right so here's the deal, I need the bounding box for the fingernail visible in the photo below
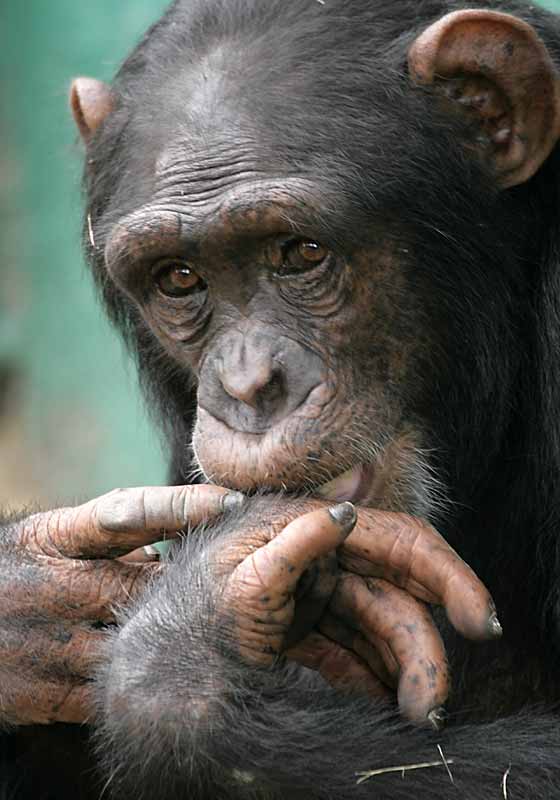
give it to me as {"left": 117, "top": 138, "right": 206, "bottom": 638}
{"left": 222, "top": 492, "right": 246, "bottom": 512}
{"left": 143, "top": 545, "right": 161, "bottom": 561}
{"left": 488, "top": 612, "right": 503, "bottom": 638}
{"left": 427, "top": 707, "right": 447, "bottom": 731}
{"left": 328, "top": 502, "right": 357, "bottom": 528}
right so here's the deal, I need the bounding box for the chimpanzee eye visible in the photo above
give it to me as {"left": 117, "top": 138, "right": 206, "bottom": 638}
{"left": 278, "top": 239, "right": 330, "bottom": 276}
{"left": 153, "top": 260, "right": 207, "bottom": 298}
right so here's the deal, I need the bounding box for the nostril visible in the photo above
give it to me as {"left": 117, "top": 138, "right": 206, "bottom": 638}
{"left": 250, "top": 368, "right": 284, "bottom": 413}
{"left": 261, "top": 369, "right": 283, "bottom": 398}
{"left": 219, "top": 361, "right": 281, "bottom": 408}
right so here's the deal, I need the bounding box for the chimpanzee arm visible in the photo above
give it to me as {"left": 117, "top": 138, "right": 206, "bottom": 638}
{"left": 0, "top": 485, "right": 239, "bottom": 728}
{"left": 0, "top": 486, "right": 243, "bottom": 800}
{"left": 96, "top": 500, "right": 560, "bottom": 800}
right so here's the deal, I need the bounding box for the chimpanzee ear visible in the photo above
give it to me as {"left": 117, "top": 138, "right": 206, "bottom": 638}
{"left": 408, "top": 9, "right": 560, "bottom": 187}
{"left": 70, "top": 77, "right": 114, "bottom": 143}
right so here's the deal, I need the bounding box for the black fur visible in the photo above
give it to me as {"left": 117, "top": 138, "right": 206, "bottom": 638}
{"left": 3, "top": 0, "right": 560, "bottom": 797}
{"left": 94, "top": 507, "right": 560, "bottom": 799}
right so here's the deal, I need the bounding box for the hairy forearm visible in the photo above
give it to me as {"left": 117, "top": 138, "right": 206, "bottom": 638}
{"left": 94, "top": 501, "right": 412, "bottom": 800}
{"left": 95, "top": 499, "right": 398, "bottom": 798}
{"left": 95, "top": 518, "right": 275, "bottom": 797}
{"left": 91, "top": 501, "right": 560, "bottom": 800}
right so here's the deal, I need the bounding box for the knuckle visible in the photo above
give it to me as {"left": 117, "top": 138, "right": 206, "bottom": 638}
{"left": 391, "top": 514, "right": 418, "bottom": 548}
{"left": 25, "top": 511, "right": 65, "bottom": 558}
{"left": 386, "top": 515, "right": 423, "bottom": 576}
{"left": 18, "top": 513, "right": 42, "bottom": 550}
{"left": 96, "top": 489, "right": 143, "bottom": 532}
{"left": 175, "top": 484, "right": 221, "bottom": 523}
{"left": 173, "top": 485, "right": 193, "bottom": 522}
{"left": 243, "top": 550, "right": 276, "bottom": 594}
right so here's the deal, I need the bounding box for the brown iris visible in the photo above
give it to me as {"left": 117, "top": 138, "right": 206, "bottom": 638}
{"left": 280, "top": 239, "right": 330, "bottom": 275}
{"left": 154, "top": 260, "right": 206, "bottom": 297}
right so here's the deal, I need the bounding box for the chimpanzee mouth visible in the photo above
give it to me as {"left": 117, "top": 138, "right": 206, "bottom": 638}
{"left": 316, "top": 464, "right": 377, "bottom": 504}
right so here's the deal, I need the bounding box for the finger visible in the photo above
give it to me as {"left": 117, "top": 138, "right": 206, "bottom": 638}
{"left": 19, "top": 626, "right": 107, "bottom": 678}
{"left": 235, "top": 503, "right": 357, "bottom": 602}
{"left": 4, "top": 678, "right": 96, "bottom": 726}
{"left": 49, "top": 561, "right": 161, "bottom": 623}
{"left": 61, "top": 626, "right": 109, "bottom": 676}
{"left": 49, "top": 485, "right": 245, "bottom": 559}
{"left": 52, "top": 682, "right": 97, "bottom": 724}
{"left": 331, "top": 574, "right": 449, "bottom": 725}
{"left": 284, "top": 553, "right": 338, "bottom": 649}
{"left": 340, "top": 512, "right": 500, "bottom": 641}
{"left": 119, "top": 545, "right": 162, "bottom": 564}
{"left": 84, "top": 561, "right": 161, "bottom": 622}
{"left": 286, "top": 631, "right": 391, "bottom": 700}
{"left": 318, "top": 612, "right": 396, "bottom": 689}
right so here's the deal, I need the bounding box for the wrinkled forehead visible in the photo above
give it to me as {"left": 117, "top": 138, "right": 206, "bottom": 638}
{"left": 154, "top": 128, "right": 264, "bottom": 178}
{"left": 129, "top": 43, "right": 391, "bottom": 175}
{"left": 124, "top": 81, "right": 299, "bottom": 210}
{"left": 120, "top": 95, "right": 342, "bottom": 231}
{"left": 110, "top": 48, "right": 465, "bottom": 239}
{"left": 109, "top": 137, "right": 352, "bottom": 257}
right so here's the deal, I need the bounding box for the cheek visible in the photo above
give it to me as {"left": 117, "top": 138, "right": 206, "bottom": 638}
{"left": 344, "top": 259, "right": 430, "bottom": 397}
{"left": 136, "top": 306, "right": 207, "bottom": 370}
{"left": 151, "top": 311, "right": 208, "bottom": 350}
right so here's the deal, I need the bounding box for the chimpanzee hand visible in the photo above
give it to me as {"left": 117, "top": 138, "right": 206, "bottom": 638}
{"left": 209, "top": 497, "right": 499, "bottom": 726}
{"left": 0, "top": 484, "right": 241, "bottom": 726}
{"left": 212, "top": 501, "right": 356, "bottom": 686}
{"left": 289, "top": 506, "right": 502, "bottom": 725}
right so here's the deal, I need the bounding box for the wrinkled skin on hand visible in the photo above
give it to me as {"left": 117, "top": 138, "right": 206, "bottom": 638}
{"left": 0, "top": 484, "right": 238, "bottom": 726}
{"left": 205, "top": 496, "right": 501, "bottom": 725}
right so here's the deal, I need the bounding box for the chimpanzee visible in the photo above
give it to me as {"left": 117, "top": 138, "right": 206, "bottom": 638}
{"left": 3, "top": 0, "right": 560, "bottom": 797}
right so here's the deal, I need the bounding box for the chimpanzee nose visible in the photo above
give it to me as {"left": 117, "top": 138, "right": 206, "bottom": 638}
{"left": 219, "top": 353, "right": 279, "bottom": 408}
{"left": 197, "top": 327, "right": 324, "bottom": 434}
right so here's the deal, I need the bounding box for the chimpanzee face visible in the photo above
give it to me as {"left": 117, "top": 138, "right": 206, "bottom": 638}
{"left": 104, "top": 134, "right": 429, "bottom": 509}
{"left": 76, "top": 7, "right": 560, "bottom": 518}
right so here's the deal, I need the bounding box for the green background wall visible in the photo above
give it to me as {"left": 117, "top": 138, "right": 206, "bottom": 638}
{"left": 0, "top": 2, "right": 171, "bottom": 506}
{"left": 1, "top": 1, "right": 559, "bottom": 507}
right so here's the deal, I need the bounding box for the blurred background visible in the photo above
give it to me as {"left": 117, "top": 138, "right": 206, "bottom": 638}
{"left": 0, "top": 1, "right": 170, "bottom": 508}
{"left": 1, "top": 0, "right": 559, "bottom": 509}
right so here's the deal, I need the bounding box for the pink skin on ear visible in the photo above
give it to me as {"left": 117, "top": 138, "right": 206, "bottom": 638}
{"left": 70, "top": 77, "right": 114, "bottom": 143}
{"left": 408, "top": 9, "right": 560, "bottom": 187}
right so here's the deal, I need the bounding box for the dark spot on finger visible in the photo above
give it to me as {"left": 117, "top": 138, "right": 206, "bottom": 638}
{"left": 404, "top": 623, "right": 417, "bottom": 635}
{"left": 364, "top": 579, "right": 385, "bottom": 597}
{"left": 426, "top": 662, "right": 438, "bottom": 689}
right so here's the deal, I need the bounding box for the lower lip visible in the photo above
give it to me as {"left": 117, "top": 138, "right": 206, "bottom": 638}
{"left": 317, "top": 464, "right": 375, "bottom": 504}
